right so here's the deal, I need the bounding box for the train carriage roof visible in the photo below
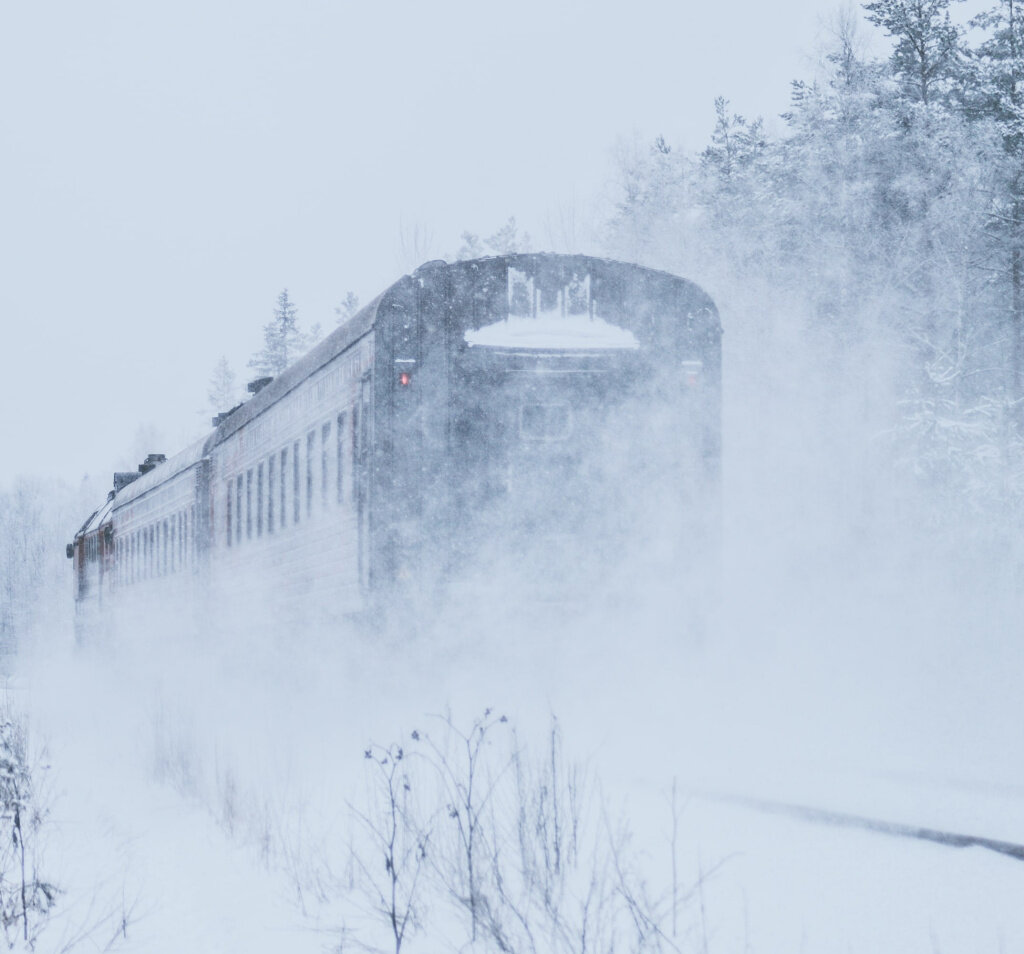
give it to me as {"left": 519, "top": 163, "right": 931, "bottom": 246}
{"left": 75, "top": 497, "right": 113, "bottom": 538}
{"left": 111, "top": 434, "right": 212, "bottom": 511}
{"left": 212, "top": 253, "right": 718, "bottom": 446}
{"left": 105, "top": 254, "right": 718, "bottom": 510}
{"left": 87, "top": 254, "right": 718, "bottom": 525}
{"left": 210, "top": 289, "right": 387, "bottom": 447}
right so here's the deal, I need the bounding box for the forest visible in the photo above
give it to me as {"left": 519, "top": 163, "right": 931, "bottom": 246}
{"left": 0, "top": 2, "right": 1022, "bottom": 950}
{"left": 603, "top": 0, "right": 1024, "bottom": 555}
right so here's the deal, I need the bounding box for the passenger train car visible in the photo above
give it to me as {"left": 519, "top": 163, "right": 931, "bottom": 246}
{"left": 68, "top": 254, "right": 721, "bottom": 635}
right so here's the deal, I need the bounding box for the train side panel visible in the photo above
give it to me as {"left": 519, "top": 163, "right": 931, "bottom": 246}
{"left": 108, "top": 457, "right": 209, "bottom": 640}
{"left": 70, "top": 254, "right": 722, "bottom": 636}
{"left": 207, "top": 333, "right": 375, "bottom": 631}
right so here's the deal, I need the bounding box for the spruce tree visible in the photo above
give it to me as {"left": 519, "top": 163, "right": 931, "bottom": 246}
{"left": 248, "top": 289, "right": 308, "bottom": 377}
{"left": 863, "top": 0, "right": 966, "bottom": 105}
{"left": 206, "top": 356, "right": 238, "bottom": 417}
{"left": 971, "top": 0, "right": 1024, "bottom": 401}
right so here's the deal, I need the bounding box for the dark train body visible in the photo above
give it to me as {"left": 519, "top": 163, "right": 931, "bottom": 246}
{"left": 69, "top": 254, "right": 721, "bottom": 634}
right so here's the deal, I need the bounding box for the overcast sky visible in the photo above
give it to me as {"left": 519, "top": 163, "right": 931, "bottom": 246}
{"left": 0, "top": 0, "right": 968, "bottom": 492}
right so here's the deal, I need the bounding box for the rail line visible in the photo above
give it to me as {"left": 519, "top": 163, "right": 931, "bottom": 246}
{"left": 701, "top": 791, "right": 1024, "bottom": 862}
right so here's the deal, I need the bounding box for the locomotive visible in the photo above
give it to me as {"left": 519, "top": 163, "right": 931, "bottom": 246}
{"left": 68, "top": 254, "right": 721, "bottom": 635}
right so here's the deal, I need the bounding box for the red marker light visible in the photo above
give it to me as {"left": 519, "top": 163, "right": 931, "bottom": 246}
{"left": 399, "top": 371, "right": 412, "bottom": 387}
{"left": 681, "top": 360, "right": 702, "bottom": 387}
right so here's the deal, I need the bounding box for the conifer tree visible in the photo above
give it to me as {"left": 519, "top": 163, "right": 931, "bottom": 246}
{"left": 863, "top": 0, "right": 966, "bottom": 105}
{"left": 455, "top": 217, "right": 531, "bottom": 260}
{"left": 206, "top": 356, "right": 238, "bottom": 417}
{"left": 972, "top": 0, "right": 1024, "bottom": 400}
{"left": 248, "top": 289, "right": 311, "bottom": 377}
{"left": 335, "top": 291, "right": 360, "bottom": 325}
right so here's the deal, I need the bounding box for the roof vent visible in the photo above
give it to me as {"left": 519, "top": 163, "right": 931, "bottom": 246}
{"left": 247, "top": 376, "right": 273, "bottom": 395}
{"left": 212, "top": 401, "right": 245, "bottom": 427}
{"left": 113, "top": 472, "right": 140, "bottom": 493}
{"left": 138, "top": 453, "right": 166, "bottom": 475}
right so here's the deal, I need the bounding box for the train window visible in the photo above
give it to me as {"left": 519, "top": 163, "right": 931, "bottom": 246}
{"left": 257, "top": 462, "right": 264, "bottom": 538}
{"left": 226, "top": 482, "right": 233, "bottom": 547}
{"left": 280, "top": 449, "right": 288, "bottom": 529}
{"left": 236, "top": 475, "right": 243, "bottom": 545}
{"left": 306, "top": 432, "right": 315, "bottom": 517}
{"left": 170, "top": 519, "right": 175, "bottom": 573}
{"left": 246, "top": 469, "right": 253, "bottom": 540}
{"left": 321, "top": 422, "right": 331, "bottom": 507}
{"left": 293, "top": 441, "right": 301, "bottom": 523}
{"left": 520, "top": 404, "right": 572, "bottom": 441}
{"left": 268, "top": 454, "right": 276, "bottom": 533}
{"left": 337, "top": 412, "right": 346, "bottom": 505}
{"left": 351, "top": 406, "right": 359, "bottom": 503}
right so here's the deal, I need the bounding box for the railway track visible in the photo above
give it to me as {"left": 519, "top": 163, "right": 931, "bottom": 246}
{"left": 701, "top": 791, "right": 1024, "bottom": 862}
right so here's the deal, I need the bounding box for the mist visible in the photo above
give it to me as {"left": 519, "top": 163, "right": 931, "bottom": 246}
{"left": 3, "top": 1, "right": 1024, "bottom": 952}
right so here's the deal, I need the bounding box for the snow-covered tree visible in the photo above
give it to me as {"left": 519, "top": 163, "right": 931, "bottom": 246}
{"left": 601, "top": 2, "right": 1024, "bottom": 550}
{"left": 334, "top": 291, "right": 360, "bottom": 325}
{"left": 206, "top": 356, "right": 239, "bottom": 417}
{"left": 248, "top": 290, "right": 316, "bottom": 377}
{"left": 970, "top": 0, "right": 1024, "bottom": 400}
{"left": 455, "top": 217, "right": 531, "bottom": 260}
{"left": 864, "top": 0, "right": 967, "bottom": 105}
{"left": 0, "top": 717, "right": 57, "bottom": 949}
{"left": 0, "top": 483, "right": 46, "bottom": 649}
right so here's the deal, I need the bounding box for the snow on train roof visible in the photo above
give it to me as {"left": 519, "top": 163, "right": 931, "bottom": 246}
{"left": 211, "top": 254, "right": 716, "bottom": 445}
{"left": 210, "top": 290, "right": 385, "bottom": 447}
{"left": 111, "top": 434, "right": 212, "bottom": 511}
{"left": 465, "top": 314, "right": 639, "bottom": 350}
{"left": 465, "top": 266, "right": 640, "bottom": 351}
{"left": 77, "top": 497, "right": 113, "bottom": 536}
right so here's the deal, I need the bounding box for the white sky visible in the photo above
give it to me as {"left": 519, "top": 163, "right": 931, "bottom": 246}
{"left": 0, "top": 0, "right": 981, "bottom": 491}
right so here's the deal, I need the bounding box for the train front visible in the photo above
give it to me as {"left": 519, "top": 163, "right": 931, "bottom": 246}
{"left": 420, "top": 255, "right": 721, "bottom": 611}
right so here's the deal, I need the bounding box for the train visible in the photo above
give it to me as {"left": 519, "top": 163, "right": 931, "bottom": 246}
{"left": 68, "top": 253, "right": 722, "bottom": 636}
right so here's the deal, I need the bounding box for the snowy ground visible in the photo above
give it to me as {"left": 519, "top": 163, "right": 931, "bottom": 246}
{"left": 13, "top": 550, "right": 1024, "bottom": 954}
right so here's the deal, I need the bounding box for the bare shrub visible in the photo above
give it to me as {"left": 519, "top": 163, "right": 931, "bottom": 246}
{"left": 351, "top": 743, "right": 431, "bottom": 954}
{"left": 350, "top": 711, "right": 695, "bottom": 954}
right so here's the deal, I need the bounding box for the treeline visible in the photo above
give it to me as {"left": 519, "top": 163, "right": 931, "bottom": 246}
{"left": 603, "top": 0, "right": 1024, "bottom": 547}
{"left": 0, "top": 479, "right": 97, "bottom": 651}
